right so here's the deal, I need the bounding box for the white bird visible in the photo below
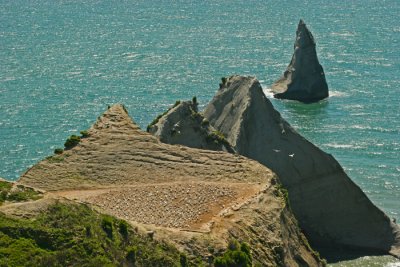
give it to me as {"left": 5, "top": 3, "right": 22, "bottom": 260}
{"left": 289, "top": 153, "right": 295, "bottom": 158}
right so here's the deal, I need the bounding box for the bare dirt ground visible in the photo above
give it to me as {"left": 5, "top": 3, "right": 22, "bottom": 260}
{"left": 56, "top": 182, "right": 263, "bottom": 231}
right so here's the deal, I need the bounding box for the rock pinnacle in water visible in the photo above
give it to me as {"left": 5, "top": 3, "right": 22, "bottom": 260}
{"left": 271, "top": 19, "right": 329, "bottom": 103}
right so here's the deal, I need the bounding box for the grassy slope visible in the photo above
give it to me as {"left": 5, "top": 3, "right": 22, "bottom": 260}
{"left": 0, "top": 201, "right": 199, "bottom": 267}
{"left": 0, "top": 181, "right": 43, "bottom": 205}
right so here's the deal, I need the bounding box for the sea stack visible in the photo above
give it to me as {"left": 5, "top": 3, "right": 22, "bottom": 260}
{"left": 204, "top": 75, "right": 400, "bottom": 259}
{"left": 271, "top": 19, "right": 329, "bottom": 103}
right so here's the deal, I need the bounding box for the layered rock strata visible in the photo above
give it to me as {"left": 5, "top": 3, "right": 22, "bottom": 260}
{"left": 148, "top": 100, "right": 235, "bottom": 153}
{"left": 18, "top": 104, "right": 323, "bottom": 266}
{"left": 271, "top": 19, "right": 329, "bottom": 103}
{"left": 204, "top": 75, "right": 400, "bottom": 258}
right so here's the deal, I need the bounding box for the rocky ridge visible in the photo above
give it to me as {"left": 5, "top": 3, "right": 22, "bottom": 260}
{"left": 15, "top": 104, "right": 323, "bottom": 266}
{"left": 271, "top": 19, "right": 329, "bottom": 103}
{"left": 148, "top": 100, "right": 235, "bottom": 153}
{"left": 204, "top": 75, "right": 400, "bottom": 259}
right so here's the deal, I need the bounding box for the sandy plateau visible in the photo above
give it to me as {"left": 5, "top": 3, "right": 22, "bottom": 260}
{"left": 56, "top": 182, "right": 263, "bottom": 231}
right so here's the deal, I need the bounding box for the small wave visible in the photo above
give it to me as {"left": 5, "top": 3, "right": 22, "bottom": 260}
{"left": 325, "top": 143, "right": 362, "bottom": 149}
{"left": 329, "top": 90, "right": 348, "bottom": 97}
{"left": 343, "top": 69, "right": 361, "bottom": 77}
{"left": 262, "top": 88, "right": 275, "bottom": 98}
{"left": 350, "top": 125, "right": 399, "bottom": 134}
{"left": 1, "top": 77, "right": 16, "bottom": 82}
{"left": 331, "top": 31, "right": 355, "bottom": 37}
{"left": 393, "top": 27, "right": 400, "bottom": 33}
{"left": 123, "top": 52, "right": 139, "bottom": 59}
{"left": 66, "top": 71, "right": 82, "bottom": 76}
{"left": 351, "top": 125, "right": 371, "bottom": 130}
{"left": 368, "top": 151, "right": 383, "bottom": 155}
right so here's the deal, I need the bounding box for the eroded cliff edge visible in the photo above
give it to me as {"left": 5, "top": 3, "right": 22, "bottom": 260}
{"left": 15, "top": 104, "right": 323, "bottom": 266}
{"left": 203, "top": 75, "right": 400, "bottom": 259}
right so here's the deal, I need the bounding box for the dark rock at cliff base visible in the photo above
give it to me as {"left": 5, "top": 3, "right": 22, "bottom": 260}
{"left": 271, "top": 19, "right": 329, "bottom": 103}
{"left": 204, "top": 75, "right": 400, "bottom": 259}
{"left": 147, "top": 100, "right": 235, "bottom": 153}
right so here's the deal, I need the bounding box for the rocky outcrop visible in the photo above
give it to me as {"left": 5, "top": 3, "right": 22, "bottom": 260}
{"left": 204, "top": 75, "right": 400, "bottom": 259}
{"left": 18, "top": 104, "right": 323, "bottom": 266}
{"left": 271, "top": 19, "right": 329, "bottom": 103}
{"left": 148, "top": 100, "right": 235, "bottom": 153}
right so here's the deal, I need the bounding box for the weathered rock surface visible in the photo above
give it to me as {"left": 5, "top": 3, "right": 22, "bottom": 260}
{"left": 271, "top": 19, "right": 329, "bottom": 103}
{"left": 148, "top": 100, "right": 235, "bottom": 153}
{"left": 18, "top": 104, "right": 323, "bottom": 266}
{"left": 204, "top": 75, "right": 400, "bottom": 259}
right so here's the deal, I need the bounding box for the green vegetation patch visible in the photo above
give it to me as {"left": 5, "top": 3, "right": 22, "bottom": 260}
{"left": 46, "top": 155, "right": 64, "bottom": 163}
{"left": 54, "top": 148, "right": 64, "bottom": 155}
{"left": 80, "top": 130, "right": 90, "bottom": 138}
{"left": 275, "top": 184, "right": 290, "bottom": 208}
{"left": 206, "top": 130, "right": 231, "bottom": 148}
{"left": 214, "top": 239, "right": 253, "bottom": 267}
{"left": 0, "top": 181, "right": 13, "bottom": 204}
{"left": 7, "top": 185, "right": 42, "bottom": 203}
{"left": 0, "top": 201, "right": 201, "bottom": 266}
{"left": 0, "top": 181, "right": 42, "bottom": 205}
{"left": 64, "top": 135, "right": 81, "bottom": 150}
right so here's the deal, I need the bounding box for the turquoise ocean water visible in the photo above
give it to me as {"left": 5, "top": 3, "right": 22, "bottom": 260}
{"left": 1, "top": 0, "right": 399, "bottom": 265}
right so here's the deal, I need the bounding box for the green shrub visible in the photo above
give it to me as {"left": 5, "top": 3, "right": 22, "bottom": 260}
{"left": 214, "top": 240, "right": 252, "bottom": 267}
{"left": 240, "top": 242, "right": 251, "bottom": 256}
{"left": 119, "top": 220, "right": 129, "bottom": 239}
{"left": 85, "top": 225, "right": 92, "bottom": 237}
{"left": 54, "top": 148, "right": 63, "bottom": 154}
{"left": 80, "top": 130, "right": 89, "bottom": 138}
{"left": 206, "top": 130, "right": 230, "bottom": 147}
{"left": 64, "top": 135, "right": 80, "bottom": 149}
{"left": 219, "top": 77, "right": 229, "bottom": 89}
{"left": 0, "top": 181, "right": 12, "bottom": 204}
{"left": 190, "top": 110, "right": 203, "bottom": 122}
{"left": 228, "top": 239, "right": 240, "bottom": 251}
{"left": 180, "top": 253, "right": 188, "bottom": 267}
{"left": 101, "top": 216, "right": 113, "bottom": 239}
{"left": 276, "top": 184, "right": 290, "bottom": 208}
{"left": 126, "top": 246, "right": 137, "bottom": 265}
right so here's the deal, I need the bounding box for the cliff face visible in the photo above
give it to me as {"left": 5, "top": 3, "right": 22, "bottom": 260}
{"left": 148, "top": 100, "right": 235, "bottom": 153}
{"left": 271, "top": 20, "right": 329, "bottom": 103}
{"left": 204, "top": 75, "right": 400, "bottom": 259}
{"left": 17, "top": 104, "right": 323, "bottom": 266}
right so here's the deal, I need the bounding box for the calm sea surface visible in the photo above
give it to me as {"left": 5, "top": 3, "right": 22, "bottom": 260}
{"left": 1, "top": 0, "right": 399, "bottom": 265}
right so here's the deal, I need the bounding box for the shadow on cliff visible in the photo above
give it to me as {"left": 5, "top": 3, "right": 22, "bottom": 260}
{"left": 316, "top": 246, "right": 387, "bottom": 263}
